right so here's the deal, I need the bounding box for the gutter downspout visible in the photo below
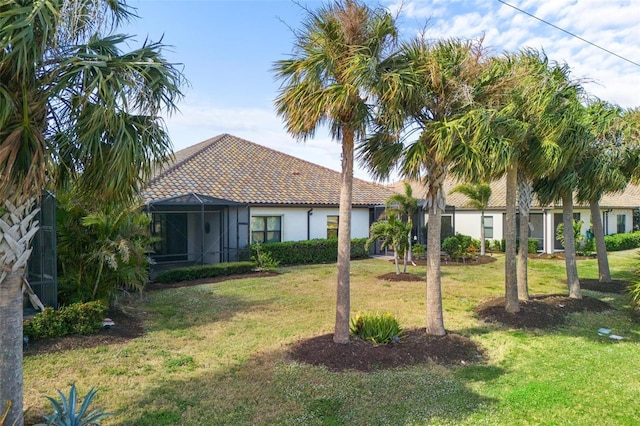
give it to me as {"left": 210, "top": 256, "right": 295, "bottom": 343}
{"left": 307, "top": 208, "right": 313, "bottom": 240}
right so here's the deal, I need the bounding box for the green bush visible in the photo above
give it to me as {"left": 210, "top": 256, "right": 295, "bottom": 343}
{"left": 527, "top": 239, "right": 539, "bottom": 254}
{"left": 604, "top": 231, "right": 640, "bottom": 251}
{"left": 250, "top": 238, "right": 369, "bottom": 266}
{"left": 153, "top": 261, "right": 256, "bottom": 284}
{"left": 250, "top": 243, "right": 280, "bottom": 271}
{"left": 412, "top": 243, "right": 426, "bottom": 259}
{"left": 350, "top": 312, "right": 402, "bottom": 345}
{"left": 24, "top": 301, "right": 107, "bottom": 339}
{"left": 579, "top": 237, "right": 596, "bottom": 256}
{"left": 441, "top": 233, "right": 480, "bottom": 261}
{"left": 57, "top": 197, "right": 155, "bottom": 304}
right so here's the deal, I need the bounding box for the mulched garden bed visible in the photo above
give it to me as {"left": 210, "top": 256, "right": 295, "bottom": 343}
{"left": 288, "top": 329, "right": 485, "bottom": 372}
{"left": 580, "top": 278, "right": 629, "bottom": 294}
{"left": 474, "top": 294, "right": 614, "bottom": 329}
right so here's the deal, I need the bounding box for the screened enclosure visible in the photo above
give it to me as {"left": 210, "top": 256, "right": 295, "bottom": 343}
{"left": 146, "top": 193, "right": 250, "bottom": 275}
{"left": 27, "top": 191, "right": 58, "bottom": 309}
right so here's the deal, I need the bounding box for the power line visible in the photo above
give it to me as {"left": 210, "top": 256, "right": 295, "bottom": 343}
{"left": 497, "top": 0, "right": 640, "bottom": 68}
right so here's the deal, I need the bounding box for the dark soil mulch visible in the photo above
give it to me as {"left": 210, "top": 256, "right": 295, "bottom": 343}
{"left": 379, "top": 272, "right": 425, "bottom": 282}
{"left": 474, "top": 294, "right": 614, "bottom": 329}
{"left": 288, "top": 329, "right": 485, "bottom": 372}
{"left": 580, "top": 278, "right": 629, "bottom": 294}
{"left": 379, "top": 255, "right": 497, "bottom": 282}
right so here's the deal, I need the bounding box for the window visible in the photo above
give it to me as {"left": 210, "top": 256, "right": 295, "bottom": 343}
{"left": 251, "top": 216, "right": 281, "bottom": 243}
{"left": 327, "top": 215, "right": 339, "bottom": 239}
{"left": 617, "top": 214, "right": 626, "bottom": 234}
{"left": 483, "top": 216, "right": 494, "bottom": 239}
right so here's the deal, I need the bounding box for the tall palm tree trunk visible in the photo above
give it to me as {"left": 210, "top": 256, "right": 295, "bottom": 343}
{"left": 562, "top": 192, "right": 582, "bottom": 299}
{"left": 505, "top": 164, "right": 519, "bottom": 313}
{"left": 517, "top": 171, "right": 533, "bottom": 300}
{"left": 0, "top": 200, "right": 39, "bottom": 426}
{"left": 425, "top": 205, "right": 445, "bottom": 336}
{"left": 517, "top": 210, "right": 530, "bottom": 300}
{"left": 0, "top": 272, "right": 23, "bottom": 426}
{"left": 590, "top": 200, "right": 611, "bottom": 282}
{"left": 334, "top": 131, "right": 354, "bottom": 344}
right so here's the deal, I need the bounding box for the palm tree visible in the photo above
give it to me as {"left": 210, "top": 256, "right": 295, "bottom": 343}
{"left": 576, "top": 100, "right": 632, "bottom": 283}
{"left": 385, "top": 181, "right": 419, "bottom": 270}
{"left": 361, "top": 37, "right": 494, "bottom": 336}
{"left": 534, "top": 107, "right": 591, "bottom": 300}
{"left": 366, "top": 215, "right": 411, "bottom": 275}
{"left": 485, "top": 50, "right": 585, "bottom": 308}
{"left": 449, "top": 182, "right": 491, "bottom": 256}
{"left": 273, "top": 0, "right": 397, "bottom": 344}
{"left": 0, "top": 1, "right": 185, "bottom": 423}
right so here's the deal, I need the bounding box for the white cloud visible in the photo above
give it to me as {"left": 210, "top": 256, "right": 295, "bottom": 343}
{"left": 160, "top": 0, "right": 639, "bottom": 189}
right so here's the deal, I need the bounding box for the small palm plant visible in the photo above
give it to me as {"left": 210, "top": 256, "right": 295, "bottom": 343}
{"left": 350, "top": 312, "right": 403, "bottom": 344}
{"left": 37, "top": 383, "right": 111, "bottom": 426}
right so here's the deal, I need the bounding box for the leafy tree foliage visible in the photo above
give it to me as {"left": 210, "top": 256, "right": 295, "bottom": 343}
{"left": 0, "top": 1, "right": 185, "bottom": 422}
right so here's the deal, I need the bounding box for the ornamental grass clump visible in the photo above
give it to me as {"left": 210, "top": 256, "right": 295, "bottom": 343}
{"left": 350, "top": 312, "right": 402, "bottom": 344}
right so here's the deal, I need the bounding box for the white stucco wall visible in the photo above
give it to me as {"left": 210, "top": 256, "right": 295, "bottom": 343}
{"left": 249, "top": 206, "right": 371, "bottom": 242}
{"left": 433, "top": 210, "right": 505, "bottom": 243}
{"left": 450, "top": 207, "right": 636, "bottom": 254}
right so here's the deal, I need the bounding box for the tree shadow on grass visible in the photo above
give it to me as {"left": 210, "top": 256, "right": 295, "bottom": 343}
{"left": 115, "top": 344, "right": 499, "bottom": 426}
{"left": 24, "top": 291, "right": 277, "bottom": 355}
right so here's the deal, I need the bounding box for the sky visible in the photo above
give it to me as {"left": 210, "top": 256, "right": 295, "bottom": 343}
{"left": 122, "top": 0, "right": 640, "bottom": 182}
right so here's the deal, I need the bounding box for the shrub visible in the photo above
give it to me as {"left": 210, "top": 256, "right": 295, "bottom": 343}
{"left": 528, "top": 239, "right": 539, "bottom": 254}
{"left": 442, "top": 233, "right": 480, "bottom": 261}
{"left": 350, "top": 312, "right": 402, "bottom": 345}
{"left": 23, "top": 307, "right": 68, "bottom": 338}
{"left": 24, "top": 301, "right": 107, "bottom": 339}
{"left": 412, "top": 243, "right": 426, "bottom": 259}
{"left": 250, "top": 243, "right": 280, "bottom": 271}
{"left": 250, "top": 238, "right": 368, "bottom": 266}
{"left": 556, "top": 220, "right": 584, "bottom": 249}
{"left": 604, "top": 231, "right": 640, "bottom": 251}
{"left": 153, "top": 261, "right": 256, "bottom": 284}
{"left": 578, "top": 236, "right": 596, "bottom": 256}
{"left": 57, "top": 197, "right": 155, "bottom": 304}
{"left": 37, "top": 383, "right": 111, "bottom": 426}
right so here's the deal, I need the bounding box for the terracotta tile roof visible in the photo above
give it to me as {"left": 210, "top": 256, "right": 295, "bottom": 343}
{"left": 389, "top": 177, "right": 640, "bottom": 210}
{"left": 143, "top": 134, "right": 396, "bottom": 206}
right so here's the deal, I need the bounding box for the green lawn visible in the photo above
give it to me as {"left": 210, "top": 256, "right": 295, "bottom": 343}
{"left": 24, "top": 250, "right": 640, "bottom": 425}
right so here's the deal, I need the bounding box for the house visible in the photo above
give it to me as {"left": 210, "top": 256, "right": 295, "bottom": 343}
{"left": 390, "top": 177, "right": 640, "bottom": 254}
{"left": 142, "top": 134, "right": 396, "bottom": 271}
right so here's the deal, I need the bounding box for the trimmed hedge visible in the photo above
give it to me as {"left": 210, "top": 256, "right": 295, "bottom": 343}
{"left": 490, "top": 238, "right": 538, "bottom": 253}
{"left": 250, "top": 238, "right": 369, "bottom": 266}
{"left": 604, "top": 231, "right": 640, "bottom": 251}
{"left": 153, "top": 261, "right": 256, "bottom": 284}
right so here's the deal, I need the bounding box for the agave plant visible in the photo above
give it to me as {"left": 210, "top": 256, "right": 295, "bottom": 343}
{"left": 37, "top": 384, "right": 111, "bottom": 426}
